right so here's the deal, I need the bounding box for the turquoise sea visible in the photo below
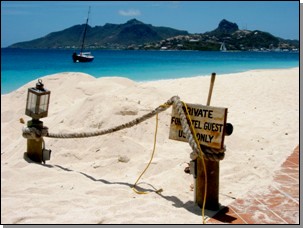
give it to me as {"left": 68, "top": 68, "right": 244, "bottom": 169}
{"left": 1, "top": 48, "right": 299, "bottom": 94}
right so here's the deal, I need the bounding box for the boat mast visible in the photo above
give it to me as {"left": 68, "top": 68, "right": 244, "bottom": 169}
{"left": 80, "top": 7, "right": 90, "bottom": 54}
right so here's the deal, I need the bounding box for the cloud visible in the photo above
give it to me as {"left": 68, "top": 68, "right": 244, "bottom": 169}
{"left": 118, "top": 9, "right": 141, "bottom": 17}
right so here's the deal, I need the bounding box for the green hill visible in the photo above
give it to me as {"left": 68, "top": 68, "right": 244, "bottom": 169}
{"left": 8, "top": 19, "right": 298, "bottom": 51}
{"left": 9, "top": 19, "right": 188, "bottom": 49}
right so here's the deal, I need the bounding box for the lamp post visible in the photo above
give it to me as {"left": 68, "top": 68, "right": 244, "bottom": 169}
{"left": 25, "top": 79, "right": 51, "bottom": 163}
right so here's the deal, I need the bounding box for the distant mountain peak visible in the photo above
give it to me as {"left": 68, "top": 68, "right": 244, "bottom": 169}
{"left": 205, "top": 19, "right": 239, "bottom": 37}
{"left": 217, "top": 19, "right": 239, "bottom": 33}
{"left": 125, "top": 18, "right": 144, "bottom": 25}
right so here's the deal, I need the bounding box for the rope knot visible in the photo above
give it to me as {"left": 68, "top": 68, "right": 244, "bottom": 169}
{"left": 22, "top": 126, "right": 49, "bottom": 141}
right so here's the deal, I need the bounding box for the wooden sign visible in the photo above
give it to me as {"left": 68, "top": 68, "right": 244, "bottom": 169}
{"left": 169, "top": 103, "right": 228, "bottom": 149}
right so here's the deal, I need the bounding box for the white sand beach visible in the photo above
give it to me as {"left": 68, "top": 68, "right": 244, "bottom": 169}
{"left": 1, "top": 67, "right": 299, "bottom": 224}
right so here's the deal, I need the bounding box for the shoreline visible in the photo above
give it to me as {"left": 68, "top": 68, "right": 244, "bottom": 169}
{"left": 1, "top": 66, "right": 299, "bottom": 95}
{"left": 136, "top": 66, "right": 299, "bottom": 84}
{"left": 1, "top": 67, "right": 299, "bottom": 223}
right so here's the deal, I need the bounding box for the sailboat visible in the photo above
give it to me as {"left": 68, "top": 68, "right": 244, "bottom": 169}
{"left": 220, "top": 42, "right": 227, "bottom": 52}
{"left": 72, "top": 7, "right": 94, "bottom": 63}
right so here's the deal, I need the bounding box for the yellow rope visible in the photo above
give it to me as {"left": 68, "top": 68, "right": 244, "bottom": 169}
{"left": 132, "top": 113, "right": 163, "bottom": 194}
{"left": 132, "top": 104, "right": 171, "bottom": 194}
{"left": 132, "top": 101, "right": 208, "bottom": 224}
{"left": 182, "top": 102, "right": 208, "bottom": 224}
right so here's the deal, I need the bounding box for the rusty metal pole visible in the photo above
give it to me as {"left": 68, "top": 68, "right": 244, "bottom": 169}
{"left": 195, "top": 72, "right": 220, "bottom": 210}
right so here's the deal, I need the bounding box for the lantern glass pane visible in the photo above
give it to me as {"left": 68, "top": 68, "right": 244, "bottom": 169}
{"left": 27, "top": 92, "right": 37, "bottom": 113}
{"left": 39, "top": 94, "right": 49, "bottom": 113}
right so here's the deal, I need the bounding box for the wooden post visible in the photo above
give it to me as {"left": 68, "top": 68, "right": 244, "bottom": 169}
{"left": 206, "top": 73, "right": 216, "bottom": 106}
{"left": 195, "top": 72, "right": 220, "bottom": 210}
{"left": 196, "top": 157, "right": 220, "bottom": 210}
{"left": 26, "top": 119, "right": 43, "bottom": 163}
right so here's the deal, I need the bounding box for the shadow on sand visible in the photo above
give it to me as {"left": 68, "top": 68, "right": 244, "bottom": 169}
{"left": 23, "top": 154, "right": 221, "bottom": 218}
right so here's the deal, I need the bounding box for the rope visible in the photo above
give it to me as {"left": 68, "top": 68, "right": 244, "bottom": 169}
{"left": 131, "top": 113, "right": 163, "bottom": 195}
{"left": 22, "top": 96, "right": 225, "bottom": 161}
{"left": 45, "top": 98, "right": 174, "bottom": 139}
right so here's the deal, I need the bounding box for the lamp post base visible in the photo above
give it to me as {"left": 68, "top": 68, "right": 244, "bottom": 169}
{"left": 26, "top": 120, "right": 43, "bottom": 163}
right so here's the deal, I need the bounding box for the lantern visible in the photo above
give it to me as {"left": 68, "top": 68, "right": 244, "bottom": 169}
{"left": 24, "top": 79, "right": 51, "bottom": 164}
{"left": 25, "top": 79, "right": 50, "bottom": 119}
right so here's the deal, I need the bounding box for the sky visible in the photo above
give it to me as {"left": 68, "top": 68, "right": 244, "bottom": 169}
{"left": 1, "top": 1, "right": 300, "bottom": 48}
